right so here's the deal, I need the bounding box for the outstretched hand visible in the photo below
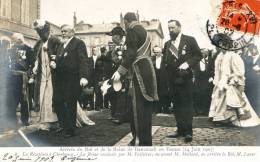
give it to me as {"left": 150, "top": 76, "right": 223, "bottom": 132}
{"left": 80, "top": 78, "right": 88, "bottom": 87}
{"left": 111, "top": 71, "right": 121, "bottom": 81}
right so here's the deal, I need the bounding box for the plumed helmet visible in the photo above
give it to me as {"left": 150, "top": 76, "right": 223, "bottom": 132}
{"left": 32, "top": 19, "right": 50, "bottom": 33}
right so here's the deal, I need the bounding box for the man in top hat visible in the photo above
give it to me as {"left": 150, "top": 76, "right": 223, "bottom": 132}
{"left": 54, "top": 24, "right": 89, "bottom": 137}
{"left": 163, "top": 20, "right": 201, "bottom": 142}
{"left": 106, "top": 26, "right": 130, "bottom": 124}
{"left": 112, "top": 13, "right": 158, "bottom": 146}
{"left": 32, "top": 20, "right": 60, "bottom": 130}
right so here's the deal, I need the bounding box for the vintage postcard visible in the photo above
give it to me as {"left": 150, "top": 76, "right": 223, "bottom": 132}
{"left": 0, "top": 0, "right": 259, "bottom": 161}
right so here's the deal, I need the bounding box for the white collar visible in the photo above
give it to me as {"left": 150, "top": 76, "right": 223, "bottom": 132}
{"left": 175, "top": 32, "right": 182, "bottom": 41}
{"left": 63, "top": 36, "right": 74, "bottom": 48}
{"left": 155, "top": 56, "right": 162, "bottom": 69}
{"left": 175, "top": 32, "right": 182, "bottom": 43}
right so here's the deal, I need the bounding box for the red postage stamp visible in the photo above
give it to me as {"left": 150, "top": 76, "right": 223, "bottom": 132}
{"left": 207, "top": 0, "right": 260, "bottom": 50}
{"left": 218, "top": 0, "right": 260, "bottom": 35}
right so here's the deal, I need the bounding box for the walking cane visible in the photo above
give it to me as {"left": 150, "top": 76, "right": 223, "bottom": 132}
{"left": 93, "top": 92, "right": 96, "bottom": 111}
{"left": 102, "top": 94, "right": 104, "bottom": 112}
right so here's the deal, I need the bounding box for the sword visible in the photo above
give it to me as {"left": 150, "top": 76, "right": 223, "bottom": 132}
{"left": 18, "top": 129, "right": 34, "bottom": 147}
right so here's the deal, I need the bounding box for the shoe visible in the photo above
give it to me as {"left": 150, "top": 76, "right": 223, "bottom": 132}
{"left": 184, "top": 134, "right": 193, "bottom": 143}
{"left": 63, "top": 132, "right": 75, "bottom": 138}
{"left": 55, "top": 128, "right": 64, "bottom": 133}
{"left": 39, "top": 125, "right": 50, "bottom": 131}
{"left": 128, "top": 139, "right": 136, "bottom": 146}
{"left": 107, "top": 116, "right": 116, "bottom": 120}
{"left": 166, "top": 132, "right": 184, "bottom": 138}
{"left": 112, "top": 119, "right": 121, "bottom": 124}
{"left": 162, "top": 109, "right": 170, "bottom": 114}
{"left": 94, "top": 106, "right": 101, "bottom": 111}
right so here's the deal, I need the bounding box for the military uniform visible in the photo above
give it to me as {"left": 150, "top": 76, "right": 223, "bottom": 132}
{"left": 6, "top": 44, "right": 35, "bottom": 127}
{"left": 108, "top": 45, "right": 130, "bottom": 122}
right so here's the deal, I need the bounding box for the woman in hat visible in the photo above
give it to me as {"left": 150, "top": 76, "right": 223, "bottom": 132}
{"left": 209, "top": 34, "right": 260, "bottom": 127}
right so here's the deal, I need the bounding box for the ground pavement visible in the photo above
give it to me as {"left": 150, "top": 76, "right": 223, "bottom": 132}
{"left": 0, "top": 110, "right": 259, "bottom": 146}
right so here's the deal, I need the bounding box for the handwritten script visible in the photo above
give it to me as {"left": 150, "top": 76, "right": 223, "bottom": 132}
{"left": 2, "top": 153, "right": 97, "bottom": 162}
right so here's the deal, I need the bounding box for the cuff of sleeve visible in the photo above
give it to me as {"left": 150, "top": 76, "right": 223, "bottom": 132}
{"left": 117, "top": 65, "right": 128, "bottom": 76}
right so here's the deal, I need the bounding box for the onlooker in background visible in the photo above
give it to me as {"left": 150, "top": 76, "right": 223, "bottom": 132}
{"left": 193, "top": 48, "right": 214, "bottom": 116}
{"left": 100, "top": 46, "right": 113, "bottom": 109}
{"left": 245, "top": 44, "right": 260, "bottom": 115}
{"left": 6, "top": 33, "right": 35, "bottom": 127}
{"left": 88, "top": 46, "right": 103, "bottom": 110}
{"left": 152, "top": 46, "right": 170, "bottom": 113}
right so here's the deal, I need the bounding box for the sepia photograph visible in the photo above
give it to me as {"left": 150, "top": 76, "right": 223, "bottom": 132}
{"left": 0, "top": 0, "right": 260, "bottom": 161}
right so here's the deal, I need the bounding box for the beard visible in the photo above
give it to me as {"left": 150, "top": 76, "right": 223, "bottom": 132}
{"left": 61, "top": 37, "right": 69, "bottom": 43}
{"left": 170, "top": 32, "right": 179, "bottom": 41}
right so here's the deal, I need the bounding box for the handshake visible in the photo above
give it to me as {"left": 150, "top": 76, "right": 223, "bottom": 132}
{"left": 50, "top": 55, "right": 56, "bottom": 69}
{"left": 32, "top": 55, "right": 56, "bottom": 75}
{"left": 50, "top": 61, "right": 56, "bottom": 69}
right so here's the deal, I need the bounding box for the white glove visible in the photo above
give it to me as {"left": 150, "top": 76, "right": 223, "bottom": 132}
{"left": 32, "top": 61, "right": 38, "bottom": 75}
{"left": 21, "top": 55, "right": 26, "bottom": 60}
{"left": 117, "top": 51, "right": 123, "bottom": 56}
{"left": 179, "top": 62, "right": 189, "bottom": 70}
{"left": 112, "top": 71, "right": 121, "bottom": 81}
{"left": 80, "top": 78, "right": 88, "bottom": 87}
{"left": 208, "top": 77, "right": 214, "bottom": 83}
{"left": 50, "top": 61, "right": 56, "bottom": 69}
{"left": 28, "top": 78, "right": 34, "bottom": 84}
{"left": 50, "top": 55, "right": 56, "bottom": 60}
{"left": 253, "top": 65, "right": 260, "bottom": 72}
